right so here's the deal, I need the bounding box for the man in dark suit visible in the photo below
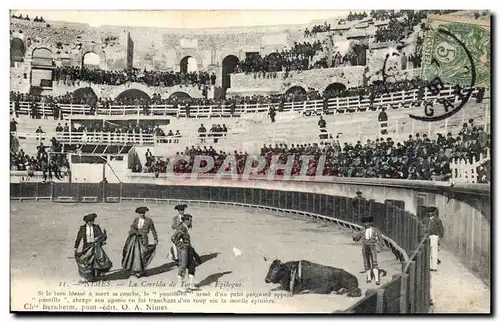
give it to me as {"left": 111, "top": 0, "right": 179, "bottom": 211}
{"left": 426, "top": 207, "right": 444, "bottom": 271}
{"left": 378, "top": 107, "right": 388, "bottom": 135}
{"left": 352, "top": 190, "right": 366, "bottom": 222}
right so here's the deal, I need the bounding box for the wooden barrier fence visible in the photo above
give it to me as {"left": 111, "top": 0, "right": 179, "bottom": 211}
{"left": 9, "top": 181, "right": 430, "bottom": 313}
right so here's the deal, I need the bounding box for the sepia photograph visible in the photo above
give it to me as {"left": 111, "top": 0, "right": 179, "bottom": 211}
{"left": 8, "top": 8, "right": 491, "bottom": 314}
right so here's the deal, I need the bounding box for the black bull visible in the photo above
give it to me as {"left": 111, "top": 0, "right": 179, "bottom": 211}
{"left": 265, "top": 259, "right": 362, "bottom": 297}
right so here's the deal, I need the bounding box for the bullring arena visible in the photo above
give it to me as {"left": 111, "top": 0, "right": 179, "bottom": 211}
{"left": 11, "top": 200, "right": 402, "bottom": 313}
{"left": 10, "top": 10, "right": 491, "bottom": 314}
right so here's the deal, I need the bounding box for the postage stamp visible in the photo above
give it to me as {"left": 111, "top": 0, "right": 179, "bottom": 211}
{"left": 409, "top": 14, "right": 491, "bottom": 122}
{"left": 421, "top": 14, "right": 490, "bottom": 88}
{"left": 9, "top": 10, "right": 491, "bottom": 314}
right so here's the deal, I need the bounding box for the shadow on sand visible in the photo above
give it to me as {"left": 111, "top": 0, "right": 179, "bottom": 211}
{"left": 99, "top": 252, "right": 221, "bottom": 281}
{"left": 197, "top": 271, "right": 233, "bottom": 288}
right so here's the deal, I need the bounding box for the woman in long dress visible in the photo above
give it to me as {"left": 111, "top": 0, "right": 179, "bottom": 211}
{"left": 74, "top": 213, "right": 113, "bottom": 282}
{"left": 121, "top": 206, "right": 158, "bottom": 278}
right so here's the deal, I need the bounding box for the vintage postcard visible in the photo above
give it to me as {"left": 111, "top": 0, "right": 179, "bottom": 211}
{"left": 9, "top": 9, "right": 491, "bottom": 314}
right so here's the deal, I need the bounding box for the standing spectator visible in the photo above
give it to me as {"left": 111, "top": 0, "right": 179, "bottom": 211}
{"left": 426, "top": 207, "right": 444, "bottom": 272}
{"left": 378, "top": 108, "right": 388, "bottom": 135}
{"left": 268, "top": 106, "right": 276, "bottom": 123}
{"left": 210, "top": 73, "right": 217, "bottom": 86}
{"left": 318, "top": 116, "right": 327, "bottom": 129}
{"left": 10, "top": 118, "right": 18, "bottom": 133}
{"left": 401, "top": 52, "right": 408, "bottom": 70}
{"left": 352, "top": 190, "right": 366, "bottom": 221}
{"left": 174, "top": 130, "right": 181, "bottom": 144}
{"left": 198, "top": 124, "right": 207, "bottom": 143}
{"left": 145, "top": 149, "right": 153, "bottom": 166}
{"left": 14, "top": 99, "right": 20, "bottom": 118}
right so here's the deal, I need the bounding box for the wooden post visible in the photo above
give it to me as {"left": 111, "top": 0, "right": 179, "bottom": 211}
{"left": 415, "top": 251, "right": 422, "bottom": 313}
{"left": 423, "top": 240, "right": 431, "bottom": 312}
{"left": 399, "top": 273, "right": 408, "bottom": 313}
{"left": 407, "top": 261, "right": 416, "bottom": 313}
{"left": 376, "top": 289, "right": 385, "bottom": 313}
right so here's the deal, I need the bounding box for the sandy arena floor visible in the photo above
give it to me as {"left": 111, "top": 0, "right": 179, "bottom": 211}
{"left": 10, "top": 200, "right": 401, "bottom": 313}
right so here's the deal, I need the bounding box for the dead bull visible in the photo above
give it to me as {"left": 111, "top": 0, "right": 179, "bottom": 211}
{"left": 264, "top": 257, "right": 362, "bottom": 297}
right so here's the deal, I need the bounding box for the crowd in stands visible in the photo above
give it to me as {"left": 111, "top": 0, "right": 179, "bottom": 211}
{"left": 11, "top": 14, "right": 45, "bottom": 22}
{"left": 10, "top": 133, "right": 69, "bottom": 182}
{"left": 313, "top": 51, "right": 362, "bottom": 69}
{"left": 136, "top": 117, "right": 489, "bottom": 183}
{"left": 197, "top": 124, "right": 229, "bottom": 143}
{"left": 304, "top": 22, "right": 332, "bottom": 37}
{"left": 54, "top": 66, "right": 216, "bottom": 89}
{"left": 236, "top": 41, "right": 324, "bottom": 74}
{"left": 11, "top": 76, "right": 487, "bottom": 122}
{"left": 373, "top": 10, "right": 460, "bottom": 43}
{"left": 347, "top": 12, "right": 368, "bottom": 21}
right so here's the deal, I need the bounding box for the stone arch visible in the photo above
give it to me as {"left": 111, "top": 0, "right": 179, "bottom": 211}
{"left": 323, "top": 83, "right": 347, "bottom": 98}
{"left": 32, "top": 47, "right": 53, "bottom": 67}
{"left": 285, "top": 86, "right": 307, "bottom": 96}
{"left": 180, "top": 55, "right": 199, "bottom": 73}
{"left": 116, "top": 89, "right": 151, "bottom": 102}
{"left": 73, "top": 87, "right": 98, "bottom": 104}
{"left": 82, "top": 51, "right": 100, "bottom": 69}
{"left": 177, "top": 50, "right": 203, "bottom": 70}
{"left": 264, "top": 52, "right": 282, "bottom": 71}
{"left": 221, "top": 55, "right": 239, "bottom": 90}
{"left": 10, "top": 38, "right": 25, "bottom": 67}
{"left": 169, "top": 91, "right": 192, "bottom": 100}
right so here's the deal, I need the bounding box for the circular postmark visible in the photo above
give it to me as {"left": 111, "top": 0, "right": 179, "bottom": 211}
{"left": 407, "top": 23, "right": 489, "bottom": 122}
{"left": 421, "top": 23, "right": 489, "bottom": 87}
{"left": 376, "top": 22, "right": 489, "bottom": 122}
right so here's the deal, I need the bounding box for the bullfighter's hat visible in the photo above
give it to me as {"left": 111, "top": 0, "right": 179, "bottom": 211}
{"left": 427, "top": 206, "right": 438, "bottom": 216}
{"left": 135, "top": 206, "right": 149, "bottom": 214}
{"left": 174, "top": 204, "right": 188, "bottom": 211}
{"left": 181, "top": 213, "right": 193, "bottom": 221}
{"left": 361, "top": 216, "right": 373, "bottom": 223}
{"left": 83, "top": 213, "right": 97, "bottom": 222}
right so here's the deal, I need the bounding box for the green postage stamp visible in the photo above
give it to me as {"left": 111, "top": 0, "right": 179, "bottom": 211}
{"left": 421, "top": 14, "right": 490, "bottom": 88}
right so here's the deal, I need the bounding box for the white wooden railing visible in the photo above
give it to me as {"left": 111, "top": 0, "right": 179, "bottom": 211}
{"left": 9, "top": 85, "right": 479, "bottom": 119}
{"left": 12, "top": 129, "right": 340, "bottom": 149}
{"left": 450, "top": 150, "right": 490, "bottom": 184}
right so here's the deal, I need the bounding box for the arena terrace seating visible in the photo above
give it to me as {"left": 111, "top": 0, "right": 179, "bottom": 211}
{"left": 9, "top": 10, "right": 491, "bottom": 184}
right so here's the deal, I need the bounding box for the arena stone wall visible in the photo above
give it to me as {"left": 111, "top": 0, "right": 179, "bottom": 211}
{"left": 121, "top": 174, "right": 491, "bottom": 285}
{"left": 51, "top": 82, "right": 205, "bottom": 99}
{"left": 230, "top": 66, "right": 366, "bottom": 93}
